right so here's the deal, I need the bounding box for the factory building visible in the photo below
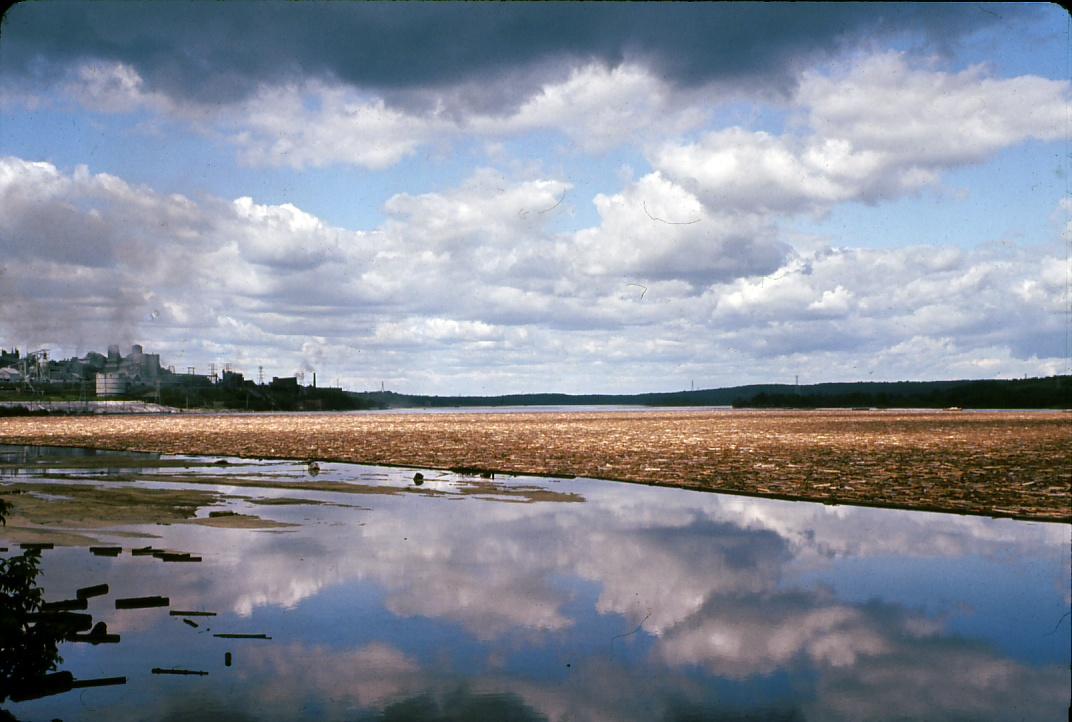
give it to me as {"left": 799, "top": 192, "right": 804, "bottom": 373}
{"left": 119, "top": 343, "right": 161, "bottom": 384}
{"left": 94, "top": 343, "right": 163, "bottom": 397}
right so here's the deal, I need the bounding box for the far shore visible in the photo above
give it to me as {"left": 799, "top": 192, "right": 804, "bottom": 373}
{"left": 1, "top": 409, "right": 1068, "bottom": 523}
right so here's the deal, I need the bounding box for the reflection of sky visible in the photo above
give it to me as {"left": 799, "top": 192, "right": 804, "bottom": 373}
{"left": 3, "top": 451, "right": 1069, "bottom": 721}
{"left": 793, "top": 552, "right": 1070, "bottom": 666}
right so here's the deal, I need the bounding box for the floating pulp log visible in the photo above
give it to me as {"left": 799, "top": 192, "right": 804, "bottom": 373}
{"left": 70, "top": 632, "right": 120, "bottom": 644}
{"left": 170, "top": 610, "right": 217, "bottom": 617}
{"left": 76, "top": 583, "right": 109, "bottom": 599}
{"left": 149, "top": 549, "right": 201, "bottom": 562}
{"left": 71, "top": 621, "right": 119, "bottom": 644}
{"left": 89, "top": 546, "right": 122, "bottom": 556}
{"left": 213, "top": 633, "right": 271, "bottom": 639}
{"left": 41, "top": 598, "right": 88, "bottom": 611}
{"left": 27, "top": 611, "right": 93, "bottom": 632}
{"left": 151, "top": 668, "right": 208, "bottom": 676}
{"left": 157, "top": 552, "right": 201, "bottom": 562}
{"left": 182, "top": 619, "right": 198, "bottom": 628}
{"left": 131, "top": 546, "right": 160, "bottom": 556}
{"left": 71, "top": 676, "right": 126, "bottom": 689}
{"left": 19, "top": 542, "right": 53, "bottom": 551}
{"left": 9, "top": 671, "right": 74, "bottom": 702}
{"left": 115, "top": 595, "right": 169, "bottom": 609}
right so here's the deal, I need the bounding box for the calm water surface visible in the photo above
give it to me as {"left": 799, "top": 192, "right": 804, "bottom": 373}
{"left": 1, "top": 445, "right": 1069, "bottom": 721}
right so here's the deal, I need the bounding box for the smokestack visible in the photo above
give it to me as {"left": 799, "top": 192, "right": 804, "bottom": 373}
{"left": 312, "top": 372, "right": 316, "bottom": 388}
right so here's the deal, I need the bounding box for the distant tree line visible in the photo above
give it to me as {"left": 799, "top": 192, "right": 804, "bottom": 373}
{"left": 354, "top": 375, "right": 1070, "bottom": 410}
{"left": 731, "top": 376, "right": 1070, "bottom": 409}
{"left": 3, "top": 374, "right": 1068, "bottom": 412}
{"left": 153, "top": 373, "right": 378, "bottom": 411}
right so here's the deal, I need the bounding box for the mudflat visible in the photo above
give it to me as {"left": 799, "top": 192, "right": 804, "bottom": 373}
{"left": 1, "top": 409, "right": 1068, "bottom": 522}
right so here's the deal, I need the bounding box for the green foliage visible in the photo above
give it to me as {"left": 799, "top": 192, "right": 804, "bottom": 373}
{"left": 0, "top": 551, "right": 64, "bottom": 702}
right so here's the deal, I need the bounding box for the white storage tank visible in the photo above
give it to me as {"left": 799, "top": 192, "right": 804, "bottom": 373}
{"left": 95, "top": 372, "right": 127, "bottom": 398}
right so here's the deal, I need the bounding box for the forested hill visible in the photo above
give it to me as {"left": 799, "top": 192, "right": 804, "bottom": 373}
{"left": 353, "top": 375, "right": 1071, "bottom": 410}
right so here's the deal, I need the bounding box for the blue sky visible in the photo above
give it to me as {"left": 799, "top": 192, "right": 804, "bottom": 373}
{"left": 0, "top": 2, "right": 1069, "bottom": 393}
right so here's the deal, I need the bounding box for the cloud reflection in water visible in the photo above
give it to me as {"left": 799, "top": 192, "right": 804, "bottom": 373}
{"left": 3, "top": 454, "right": 1068, "bottom": 721}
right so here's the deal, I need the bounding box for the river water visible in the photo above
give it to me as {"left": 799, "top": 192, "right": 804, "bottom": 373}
{"left": 1, "top": 445, "right": 1069, "bottom": 721}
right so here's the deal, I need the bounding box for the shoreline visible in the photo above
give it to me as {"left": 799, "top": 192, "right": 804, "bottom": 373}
{"left": 2, "top": 402, "right": 1070, "bottom": 416}
{"left": 1, "top": 409, "right": 1068, "bottom": 523}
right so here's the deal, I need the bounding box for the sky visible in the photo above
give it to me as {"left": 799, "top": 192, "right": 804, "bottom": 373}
{"left": 0, "top": 2, "right": 1069, "bottom": 395}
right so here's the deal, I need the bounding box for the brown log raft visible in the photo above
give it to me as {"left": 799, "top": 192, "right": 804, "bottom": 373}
{"left": 1, "top": 410, "right": 1067, "bottom": 522}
